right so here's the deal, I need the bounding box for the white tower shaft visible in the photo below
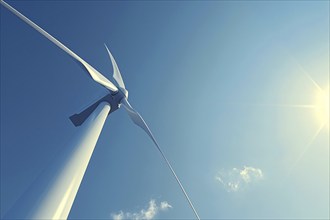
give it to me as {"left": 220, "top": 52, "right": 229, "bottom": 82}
{"left": 34, "top": 102, "right": 110, "bottom": 219}
{"left": 4, "top": 102, "right": 110, "bottom": 220}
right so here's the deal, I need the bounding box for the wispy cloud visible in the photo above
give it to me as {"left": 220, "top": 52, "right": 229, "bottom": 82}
{"left": 111, "top": 199, "right": 172, "bottom": 220}
{"left": 215, "top": 166, "right": 263, "bottom": 192}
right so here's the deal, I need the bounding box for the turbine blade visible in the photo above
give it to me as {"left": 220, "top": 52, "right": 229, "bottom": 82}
{"left": 121, "top": 98, "right": 200, "bottom": 220}
{"left": 1, "top": 0, "right": 118, "bottom": 92}
{"left": 104, "top": 44, "right": 126, "bottom": 89}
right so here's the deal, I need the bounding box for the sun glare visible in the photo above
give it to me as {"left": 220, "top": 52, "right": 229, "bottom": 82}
{"left": 314, "top": 86, "right": 329, "bottom": 129}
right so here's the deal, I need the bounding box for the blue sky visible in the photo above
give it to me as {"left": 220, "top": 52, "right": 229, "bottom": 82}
{"left": 1, "top": 1, "right": 329, "bottom": 219}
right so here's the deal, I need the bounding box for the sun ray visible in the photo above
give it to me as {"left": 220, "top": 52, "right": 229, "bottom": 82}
{"left": 287, "top": 51, "right": 324, "bottom": 92}
{"left": 296, "top": 63, "right": 324, "bottom": 93}
{"left": 226, "top": 102, "right": 315, "bottom": 109}
{"left": 250, "top": 103, "right": 316, "bottom": 108}
{"left": 287, "top": 122, "right": 325, "bottom": 177}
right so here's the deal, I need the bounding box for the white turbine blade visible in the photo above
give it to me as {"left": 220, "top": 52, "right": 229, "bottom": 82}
{"left": 104, "top": 44, "right": 126, "bottom": 89}
{"left": 1, "top": 0, "right": 118, "bottom": 92}
{"left": 121, "top": 98, "right": 200, "bottom": 220}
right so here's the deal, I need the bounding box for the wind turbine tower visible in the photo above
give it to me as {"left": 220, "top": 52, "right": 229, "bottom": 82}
{"left": 1, "top": 1, "right": 200, "bottom": 219}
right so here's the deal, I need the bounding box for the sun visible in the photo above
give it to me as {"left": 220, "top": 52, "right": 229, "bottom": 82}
{"left": 286, "top": 79, "right": 329, "bottom": 177}
{"left": 314, "top": 86, "right": 329, "bottom": 130}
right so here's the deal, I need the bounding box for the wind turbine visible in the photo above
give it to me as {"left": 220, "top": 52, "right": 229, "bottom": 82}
{"left": 1, "top": 1, "right": 200, "bottom": 219}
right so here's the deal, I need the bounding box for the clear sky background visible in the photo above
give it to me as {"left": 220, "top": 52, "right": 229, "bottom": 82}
{"left": 1, "top": 1, "right": 329, "bottom": 219}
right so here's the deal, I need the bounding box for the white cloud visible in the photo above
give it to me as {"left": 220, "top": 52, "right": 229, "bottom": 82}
{"left": 111, "top": 199, "right": 172, "bottom": 220}
{"left": 112, "top": 211, "right": 124, "bottom": 220}
{"left": 215, "top": 166, "right": 263, "bottom": 192}
{"left": 160, "top": 201, "right": 172, "bottom": 211}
